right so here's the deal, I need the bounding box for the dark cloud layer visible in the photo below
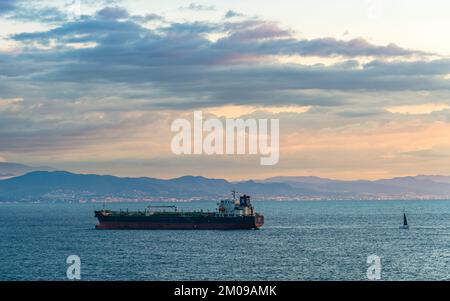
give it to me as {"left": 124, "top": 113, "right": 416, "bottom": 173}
{"left": 11, "top": 10, "right": 427, "bottom": 58}
{"left": 0, "top": 0, "right": 17, "bottom": 14}
{"left": 8, "top": 21, "right": 449, "bottom": 91}
{"left": 96, "top": 6, "right": 129, "bottom": 20}
{"left": 3, "top": 7, "right": 449, "bottom": 110}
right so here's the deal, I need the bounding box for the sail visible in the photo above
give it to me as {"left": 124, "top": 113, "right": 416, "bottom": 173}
{"left": 403, "top": 213, "right": 408, "bottom": 226}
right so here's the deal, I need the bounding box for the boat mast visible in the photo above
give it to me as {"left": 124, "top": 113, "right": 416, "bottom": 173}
{"left": 232, "top": 189, "right": 237, "bottom": 201}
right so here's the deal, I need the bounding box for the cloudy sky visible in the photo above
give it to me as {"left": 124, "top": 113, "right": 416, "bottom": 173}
{"left": 1, "top": 0, "right": 450, "bottom": 180}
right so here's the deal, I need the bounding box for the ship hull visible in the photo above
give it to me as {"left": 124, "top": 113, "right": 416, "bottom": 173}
{"left": 95, "top": 214, "right": 264, "bottom": 230}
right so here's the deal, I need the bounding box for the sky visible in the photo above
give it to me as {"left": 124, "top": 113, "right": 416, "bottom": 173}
{"left": 1, "top": 0, "right": 450, "bottom": 180}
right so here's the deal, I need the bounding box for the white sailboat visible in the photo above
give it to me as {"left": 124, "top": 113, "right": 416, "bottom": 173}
{"left": 400, "top": 212, "right": 410, "bottom": 230}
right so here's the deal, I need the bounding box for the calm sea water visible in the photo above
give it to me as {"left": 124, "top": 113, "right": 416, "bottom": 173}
{"left": 1, "top": 200, "right": 450, "bottom": 280}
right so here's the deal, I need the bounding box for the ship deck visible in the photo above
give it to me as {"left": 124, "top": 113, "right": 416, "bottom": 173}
{"left": 96, "top": 210, "right": 220, "bottom": 218}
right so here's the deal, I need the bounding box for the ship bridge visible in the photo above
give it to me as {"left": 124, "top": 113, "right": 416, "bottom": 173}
{"left": 217, "top": 191, "right": 255, "bottom": 217}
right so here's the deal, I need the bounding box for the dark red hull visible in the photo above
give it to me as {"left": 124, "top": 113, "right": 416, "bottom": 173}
{"left": 95, "top": 213, "right": 264, "bottom": 230}
{"left": 96, "top": 221, "right": 263, "bottom": 230}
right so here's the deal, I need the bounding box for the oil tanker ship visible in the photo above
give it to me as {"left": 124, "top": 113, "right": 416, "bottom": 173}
{"left": 95, "top": 192, "right": 264, "bottom": 230}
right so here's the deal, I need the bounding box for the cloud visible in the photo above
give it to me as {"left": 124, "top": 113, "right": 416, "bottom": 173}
{"left": 225, "top": 10, "right": 244, "bottom": 19}
{"left": 336, "top": 109, "right": 386, "bottom": 118}
{"left": 386, "top": 103, "right": 450, "bottom": 115}
{"left": 181, "top": 3, "right": 215, "bottom": 11}
{"left": 96, "top": 6, "right": 129, "bottom": 20}
{"left": 0, "top": 0, "right": 18, "bottom": 14}
{"left": 96, "top": 5, "right": 164, "bottom": 23}
{"left": 294, "top": 38, "right": 426, "bottom": 57}
{"left": 1, "top": 2, "right": 159, "bottom": 24}
{"left": 12, "top": 17, "right": 148, "bottom": 45}
{"left": 400, "top": 146, "right": 450, "bottom": 159}
{"left": 0, "top": 1, "right": 68, "bottom": 23}
{"left": 131, "top": 13, "right": 164, "bottom": 23}
{"left": 223, "top": 20, "right": 292, "bottom": 41}
{"left": 5, "top": 8, "right": 450, "bottom": 114}
{"left": 0, "top": 98, "right": 23, "bottom": 112}
{"left": 162, "top": 21, "right": 219, "bottom": 35}
{"left": 11, "top": 15, "right": 429, "bottom": 69}
{"left": 204, "top": 105, "right": 311, "bottom": 118}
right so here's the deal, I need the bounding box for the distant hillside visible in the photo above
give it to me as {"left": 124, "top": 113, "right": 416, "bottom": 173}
{"left": 414, "top": 175, "right": 450, "bottom": 184}
{"left": 0, "top": 171, "right": 450, "bottom": 202}
{"left": 262, "top": 175, "right": 450, "bottom": 199}
{"left": 0, "top": 162, "right": 55, "bottom": 179}
{"left": 262, "top": 176, "right": 335, "bottom": 184}
{"left": 0, "top": 171, "right": 293, "bottom": 202}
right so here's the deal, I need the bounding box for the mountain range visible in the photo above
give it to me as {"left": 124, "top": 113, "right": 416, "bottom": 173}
{"left": 0, "top": 164, "right": 450, "bottom": 202}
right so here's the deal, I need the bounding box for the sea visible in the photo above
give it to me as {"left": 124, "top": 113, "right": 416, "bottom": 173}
{"left": 1, "top": 200, "right": 450, "bottom": 281}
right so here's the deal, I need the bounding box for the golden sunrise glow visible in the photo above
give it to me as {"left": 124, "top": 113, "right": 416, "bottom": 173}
{"left": 0, "top": 98, "right": 24, "bottom": 111}
{"left": 386, "top": 103, "right": 450, "bottom": 115}
{"left": 205, "top": 105, "right": 311, "bottom": 118}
